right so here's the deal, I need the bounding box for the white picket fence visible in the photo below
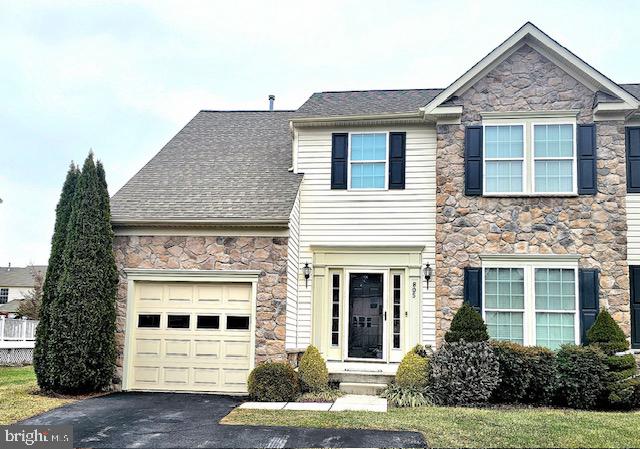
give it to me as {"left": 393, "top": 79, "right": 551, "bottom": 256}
{"left": 0, "top": 316, "right": 38, "bottom": 349}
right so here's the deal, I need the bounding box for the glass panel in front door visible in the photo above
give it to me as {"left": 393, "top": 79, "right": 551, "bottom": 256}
{"left": 348, "top": 273, "right": 383, "bottom": 359}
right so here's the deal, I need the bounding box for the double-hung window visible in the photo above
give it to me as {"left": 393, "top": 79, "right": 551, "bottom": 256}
{"left": 484, "top": 125, "right": 524, "bottom": 193}
{"left": 533, "top": 124, "right": 575, "bottom": 193}
{"left": 483, "top": 261, "right": 579, "bottom": 350}
{"left": 483, "top": 119, "right": 577, "bottom": 195}
{"left": 349, "top": 133, "right": 387, "bottom": 189}
{"left": 0, "top": 288, "right": 8, "bottom": 304}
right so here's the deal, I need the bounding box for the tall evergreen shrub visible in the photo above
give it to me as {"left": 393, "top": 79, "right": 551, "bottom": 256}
{"left": 34, "top": 163, "right": 79, "bottom": 391}
{"left": 48, "top": 154, "right": 118, "bottom": 392}
{"left": 587, "top": 309, "right": 639, "bottom": 408}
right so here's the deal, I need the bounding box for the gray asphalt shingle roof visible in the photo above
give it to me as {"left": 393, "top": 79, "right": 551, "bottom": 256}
{"left": 0, "top": 266, "right": 46, "bottom": 287}
{"left": 110, "top": 111, "right": 302, "bottom": 223}
{"left": 295, "top": 89, "right": 443, "bottom": 116}
{"left": 112, "top": 81, "right": 640, "bottom": 224}
{"left": 622, "top": 83, "right": 640, "bottom": 100}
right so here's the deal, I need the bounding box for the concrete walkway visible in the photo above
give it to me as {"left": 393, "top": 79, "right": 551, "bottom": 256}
{"left": 21, "top": 392, "right": 424, "bottom": 448}
{"left": 240, "top": 394, "right": 387, "bottom": 412}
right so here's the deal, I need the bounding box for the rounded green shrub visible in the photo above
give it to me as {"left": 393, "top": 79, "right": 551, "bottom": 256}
{"left": 248, "top": 362, "right": 299, "bottom": 401}
{"left": 444, "top": 303, "right": 489, "bottom": 343}
{"left": 587, "top": 308, "right": 629, "bottom": 355}
{"left": 396, "top": 351, "right": 429, "bottom": 389}
{"left": 556, "top": 345, "right": 608, "bottom": 410}
{"left": 429, "top": 341, "right": 499, "bottom": 406}
{"left": 298, "top": 345, "right": 329, "bottom": 392}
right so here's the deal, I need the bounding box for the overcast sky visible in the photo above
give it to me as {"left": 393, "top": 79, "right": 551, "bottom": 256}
{"left": 1, "top": 0, "right": 639, "bottom": 266}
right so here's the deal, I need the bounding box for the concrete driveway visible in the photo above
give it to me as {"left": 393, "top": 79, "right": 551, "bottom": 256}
{"left": 21, "top": 392, "right": 425, "bottom": 448}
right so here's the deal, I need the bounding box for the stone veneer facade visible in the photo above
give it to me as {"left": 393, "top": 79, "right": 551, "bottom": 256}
{"left": 435, "top": 45, "right": 630, "bottom": 345}
{"left": 113, "top": 235, "right": 288, "bottom": 384}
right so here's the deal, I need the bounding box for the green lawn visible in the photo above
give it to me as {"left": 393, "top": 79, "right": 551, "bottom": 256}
{"left": 0, "top": 366, "right": 77, "bottom": 424}
{"left": 223, "top": 406, "right": 640, "bottom": 448}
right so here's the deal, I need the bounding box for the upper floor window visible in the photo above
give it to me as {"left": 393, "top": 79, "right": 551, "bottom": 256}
{"left": 0, "top": 288, "right": 8, "bottom": 304}
{"left": 349, "top": 133, "right": 387, "bottom": 189}
{"left": 484, "top": 125, "right": 524, "bottom": 193}
{"left": 483, "top": 121, "right": 576, "bottom": 195}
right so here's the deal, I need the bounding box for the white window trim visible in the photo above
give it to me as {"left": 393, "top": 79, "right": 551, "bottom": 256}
{"left": 530, "top": 122, "right": 578, "bottom": 195}
{"left": 347, "top": 131, "right": 389, "bottom": 191}
{"left": 482, "top": 117, "right": 578, "bottom": 196}
{"left": 482, "top": 122, "right": 527, "bottom": 195}
{"left": 481, "top": 258, "right": 580, "bottom": 348}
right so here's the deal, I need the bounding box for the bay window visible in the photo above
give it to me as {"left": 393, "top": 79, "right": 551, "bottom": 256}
{"left": 482, "top": 261, "right": 579, "bottom": 350}
{"left": 483, "top": 119, "right": 577, "bottom": 195}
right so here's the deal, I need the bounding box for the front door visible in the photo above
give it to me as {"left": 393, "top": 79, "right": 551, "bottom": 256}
{"left": 348, "top": 273, "right": 384, "bottom": 359}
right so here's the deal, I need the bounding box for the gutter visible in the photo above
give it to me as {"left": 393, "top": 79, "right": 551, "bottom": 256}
{"left": 110, "top": 217, "right": 290, "bottom": 228}
{"left": 290, "top": 111, "right": 424, "bottom": 127}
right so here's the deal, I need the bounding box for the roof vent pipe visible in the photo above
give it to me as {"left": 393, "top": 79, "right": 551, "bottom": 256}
{"left": 7, "top": 262, "right": 10, "bottom": 272}
{"left": 268, "top": 95, "right": 275, "bottom": 111}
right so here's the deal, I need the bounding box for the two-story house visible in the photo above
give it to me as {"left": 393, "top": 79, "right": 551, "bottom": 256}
{"left": 109, "top": 22, "right": 640, "bottom": 394}
{"left": 0, "top": 264, "right": 46, "bottom": 317}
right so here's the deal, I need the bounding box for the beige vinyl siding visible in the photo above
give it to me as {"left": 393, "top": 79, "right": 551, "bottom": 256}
{"left": 627, "top": 194, "right": 640, "bottom": 264}
{"left": 286, "top": 191, "right": 301, "bottom": 349}
{"left": 0, "top": 287, "right": 31, "bottom": 303}
{"left": 294, "top": 124, "right": 437, "bottom": 347}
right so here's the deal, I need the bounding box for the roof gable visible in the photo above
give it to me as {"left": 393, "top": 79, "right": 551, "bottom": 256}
{"left": 423, "top": 22, "right": 639, "bottom": 115}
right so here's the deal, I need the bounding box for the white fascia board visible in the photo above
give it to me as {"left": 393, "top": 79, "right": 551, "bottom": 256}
{"left": 290, "top": 111, "right": 423, "bottom": 126}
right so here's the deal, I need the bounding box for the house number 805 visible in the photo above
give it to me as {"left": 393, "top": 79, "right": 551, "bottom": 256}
{"left": 411, "top": 281, "right": 417, "bottom": 299}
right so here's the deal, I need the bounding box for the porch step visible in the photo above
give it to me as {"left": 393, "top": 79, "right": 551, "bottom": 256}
{"left": 330, "top": 371, "right": 395, "bottom": 385}
{"left": 338, "top": 382, "right": 388, "bottom": 396}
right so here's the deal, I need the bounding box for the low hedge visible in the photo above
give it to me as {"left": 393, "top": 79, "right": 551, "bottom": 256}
{"left": 248, "top": 362, "right": 299, "bottom": 402}
{"left": 523, "top": 346, "right": 557, "bottom": 405}
{"left": 490, "top": 341, "right": 557, "bottom": 405}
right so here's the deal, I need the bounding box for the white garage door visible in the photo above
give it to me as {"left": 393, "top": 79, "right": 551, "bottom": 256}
{"left": 125, "top": 281, "right": 254, "bottom": 393}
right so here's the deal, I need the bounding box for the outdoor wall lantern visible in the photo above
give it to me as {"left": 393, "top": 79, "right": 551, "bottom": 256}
{"left": 303, "top": 262, "right": 311, "bottom": 288}
{"left": 424, "top": 263, "right": 433, "bottom": 290}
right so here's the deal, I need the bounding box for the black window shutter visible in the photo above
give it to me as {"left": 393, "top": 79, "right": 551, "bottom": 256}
{"left": 464, "top": 267, "right": 482, "bottom": 313}
{"left": 331, "top": 133, "right": 348, "bottom": 189}
{"left": 579, "top": 268, "right": 599, "bottom": 344}
{"left": 577, "top": 124, "right": 597, "bottom": 195}
{"left": 630, "top": 266, "right": 640, "bottom": 348}
{"left": 465, "top": 126, "right": 483, "bottom": 196}
{"left": 626, "top": 127, "right": 640, "bottom": 193}
{"left": 388, "top": 132, "right": 406, "bottom": 189}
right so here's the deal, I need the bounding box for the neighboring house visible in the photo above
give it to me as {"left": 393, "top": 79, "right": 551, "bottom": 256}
{"left": 0, "top": 265, "right": 46, "bottom": 317}
{"left": 110, "top": 22, "right": 640, "bottom": 394}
